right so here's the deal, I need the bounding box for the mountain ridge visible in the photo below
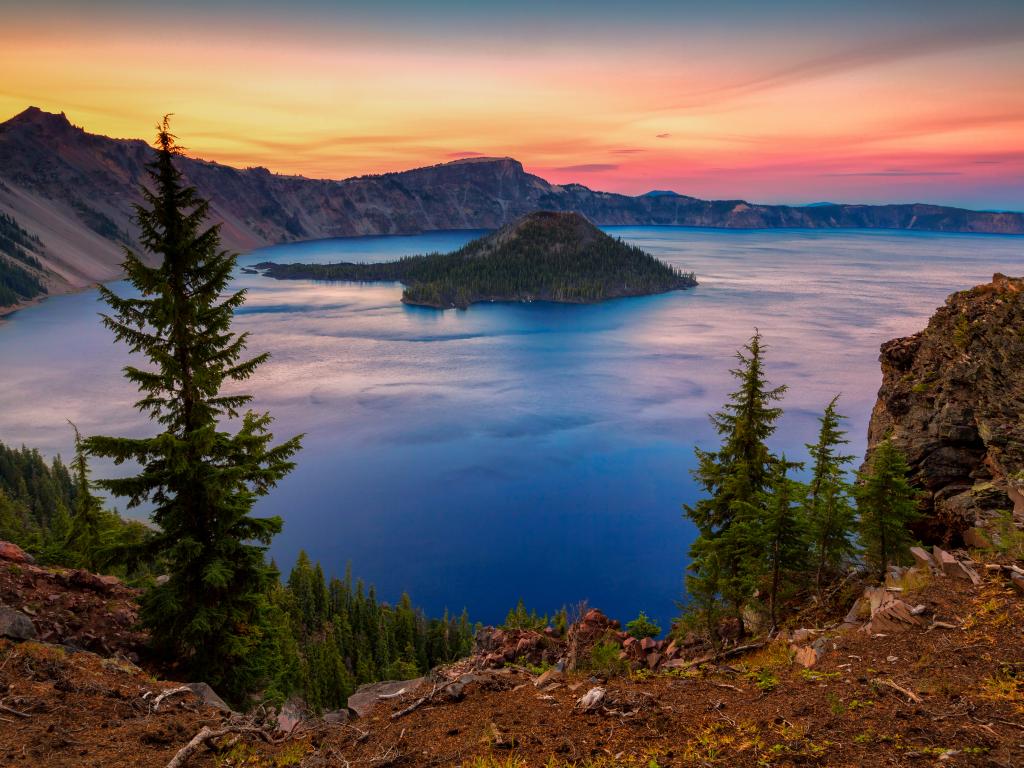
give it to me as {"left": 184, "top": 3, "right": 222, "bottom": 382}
{"left": 2, "top": 106, "right": 1023, "bottom": 311}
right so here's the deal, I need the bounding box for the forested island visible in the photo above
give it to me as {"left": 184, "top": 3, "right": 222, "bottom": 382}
{"left": 256, "top": 210, "right": 697, "bottom": 309}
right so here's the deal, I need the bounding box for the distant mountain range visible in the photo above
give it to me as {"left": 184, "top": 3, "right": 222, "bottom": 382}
{"left": 1, "top": 106, "right": 1022, "bottom": 306}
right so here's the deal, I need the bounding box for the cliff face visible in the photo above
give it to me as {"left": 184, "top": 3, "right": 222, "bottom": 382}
{"left": 866, "top": 273, "right": 1024, "bottom": 542}
{"left": 2, "top": 107, "right": 1023, "bottom": 300}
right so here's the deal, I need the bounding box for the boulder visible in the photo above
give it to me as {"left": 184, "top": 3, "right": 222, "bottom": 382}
{"left": 646, "top": 652, "right": 662, "bottom": 670}
{"left": 863, "top": 600, "right": 928, "bottom": 634}
{"left": 0, "top": 607, "right": 37, "bottom": 641}
{"left": 322, "top": 709, "right": 349, "bottom": 725}
{"left": 277, "top": 698, "right": 307, "bottom": 733}
{"left": 932, "top": 546, "right": 959, "bottom": 577}
{"left": 811, "top": 636, "right": 835, "bottom": 658}
{"left": 185, "top": 682, "right": 232, "bottom": 712}
{"left": 909, "top": 547, "right": 934, "bottom": 569}
{"left": 0, "top": 541, "right": 33, "bottom": 564}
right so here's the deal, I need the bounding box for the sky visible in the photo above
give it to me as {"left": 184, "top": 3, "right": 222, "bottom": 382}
{"left": 2, "top": 0, "right": 1023, "bottom": 209}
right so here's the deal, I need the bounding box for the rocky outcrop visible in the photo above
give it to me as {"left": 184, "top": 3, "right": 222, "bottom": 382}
{"left": 3, "top": 107, "right": 1023, "bottom": 307}
{"left": 0, "top": 541, "right": 145, "bottom": 657}
{"left": 866, "top": 274, "right": 1024, "bottom": 543}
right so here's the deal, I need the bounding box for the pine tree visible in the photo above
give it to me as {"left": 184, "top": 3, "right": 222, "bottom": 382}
{"left": 684, "top": 330, "right": 787, "bottom": 632}
{"left": 758, "top": 458, "right": 808, "bottom": 629}
{"left": 67, "top": 422, "right": 106, "bottom": 571}
{"left": 804, "top": 397, "right": 857, "bottom": 588}
{"left": 855, "top": 439, "right": 919, "bottom": 579}
{"left": 84, "top": 118, "right": 302, "bottom": 702}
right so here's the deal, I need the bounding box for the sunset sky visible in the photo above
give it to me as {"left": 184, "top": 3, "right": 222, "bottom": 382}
{"left": 3, "top": 0, "right": 1023, "bottom": 209}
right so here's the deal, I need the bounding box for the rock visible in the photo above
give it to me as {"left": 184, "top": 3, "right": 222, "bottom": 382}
{"left": 646, "top": 652, "right": 662, "bottom": 670}
{"left": 640, "top": 637, "right": 656, "bottom": 652}
{"left": 664, "top": 640, "right": 679, "bottom": 659}
{"left": 154, "top": 574, "right": 170, "bottom": 586}
{"left": 566, "top": 609, "right": 621, "bottom": 671}
{"left": 791, "top": 628, "right": 813, "bottom": 643}
{"left": 185, "top": 682, "right": 232, "bottom": 712}
{"left": 0, "top": 607, "right": 37, "bottom": 641}
{"left": 863, "top": 600, "right": 928, "bottom": 634}
{"left": 794, "top": 646, "right": 818, "bottom": 668}
{"left": 534, "top": 668, "right": 564, "bottom": 689}
{"left": 347, "top": 678, "right": 423, "bottom": 719}
{"left": 910, "top": 547, "right": 934, "bottom": 569}
{"left": 1011, "top": 574, "right": 1024, "bottom": 596}
{"left": 575, "top": 686, "right": 606, "bottom": 712}
{"left": 932, "top": 547, "right": 959, "bottom": 577}
{"left": 277, "top": 698, "right": 307, "bottom": 733}
{"left": 865, "top": 586, "right": 896, "bottom": 616}
{"left": 322, "top": 709, "right": 349, "bottom": 725}
{"left": 811, "top": 636, "right": 835, "bottom": 658}
{"left": 64, "top": 569, "right": 121, "bottom": 594}
{"left": 864, "top": 274, "right": 1024, "bottom": 542}
{"left": 844, "top": 597, "right": 869, "bottom": 625}
{"left": 955, "top": 561, "right": 982, "bottom": 585}
{"left": 0, "top": 541, "right": 33, "bottom": 564}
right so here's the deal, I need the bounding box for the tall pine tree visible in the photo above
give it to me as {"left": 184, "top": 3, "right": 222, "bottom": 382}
{"left": 804, "top": 396, "right": 857, "bottom": 589}
{"left": 84, "top": 118, "right": 302, "bottom": 702}
{"left": 67, "top": 422, "right": 105, "bottom": 571}
{"left": 855, "top": 439, "right": 919, "bottom": 579}
{"left": 757, "top": 457, "right": 808, "bottom": 630}
{"left": 684, "top": 330, "right": 786, "bottom": 632}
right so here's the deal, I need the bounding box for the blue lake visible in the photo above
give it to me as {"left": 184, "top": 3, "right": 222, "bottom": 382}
{"left": 1, "top": 227, "right": 1021, "bottom": 630}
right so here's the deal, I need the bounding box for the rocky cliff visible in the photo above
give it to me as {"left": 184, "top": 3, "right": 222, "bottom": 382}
{"left": 866, "top": 273, "right": 1024, "bottom": 543}
{"left": 3, "top": 106, "right": 1023, "bottom": 306}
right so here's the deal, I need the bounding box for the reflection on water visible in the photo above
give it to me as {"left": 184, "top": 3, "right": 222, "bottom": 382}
{"left": 1, "top": 227, "right": 1021, "bottom": 628}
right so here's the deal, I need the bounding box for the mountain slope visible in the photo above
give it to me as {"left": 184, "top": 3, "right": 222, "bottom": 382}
{"left": 258, "top": 210, "right": 698, "bottom": 308}
{"left": 2, "top": 107, "right": 1023, "bottom": 306}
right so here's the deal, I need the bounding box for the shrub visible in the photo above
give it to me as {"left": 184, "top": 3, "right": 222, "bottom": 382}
{"left": 626, "top": 611, "right": 662, "bottom": 640}
{"left": 588, "top": 640, "right": 628, "bottom": 677}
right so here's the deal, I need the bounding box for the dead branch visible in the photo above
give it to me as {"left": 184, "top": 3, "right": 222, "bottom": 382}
{"left": 872, "top": 678, "right": 923, "bottom": 704}
{"left": 671, "top": 641, "right": 768, "bottom": 672}
{"left": 390, "top": 683, "right": 442, "bottom": 720}
{"left": 165, "top": 722, "right": 287, "bottom": 768}
{"left": 152, "top": 686, "right": 192, "bottom": 711}
{"left": 376, "top": 687, "right": 412, "bottom": 700}
{"left": 0, "top": 703, "right": 31, "bottom": 718}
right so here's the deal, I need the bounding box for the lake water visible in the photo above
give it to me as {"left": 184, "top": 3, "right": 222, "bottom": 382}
{"left": 1, "top": 227, "right": 1020, "bottom": 630}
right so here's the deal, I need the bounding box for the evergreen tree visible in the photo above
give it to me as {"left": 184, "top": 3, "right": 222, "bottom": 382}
{"left": 855, "top": 439, "right": 919, "bottom": 579}
{"left": 757, "top": 458, "right": 808, "bottom": 629}
{"left": 804, "top": 397, "right": 857, "bottom": 588}
{"left": 67, "top": 422, "right": 105, "bottom": 570}
{"left": 84, "top": 118, "right": 302, "bottom": 702}
{"left": 684, "top": 331, "right": 787, "bottom": 631}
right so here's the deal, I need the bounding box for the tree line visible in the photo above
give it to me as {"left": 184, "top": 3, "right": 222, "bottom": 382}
{"left": 0, "top": 212, "right": 48, "bottom": 307}
{"left": 684, "top": 331, "right": 919, "bottom": 639}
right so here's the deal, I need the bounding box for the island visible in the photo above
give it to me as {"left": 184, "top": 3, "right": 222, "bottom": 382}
{"left": 255, "top": 210, "right": 698, "bottom": 309}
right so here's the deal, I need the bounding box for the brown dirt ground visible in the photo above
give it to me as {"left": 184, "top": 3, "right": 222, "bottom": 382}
{"left": 1, "top": 569, "right": 1022, "bottom": 767}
